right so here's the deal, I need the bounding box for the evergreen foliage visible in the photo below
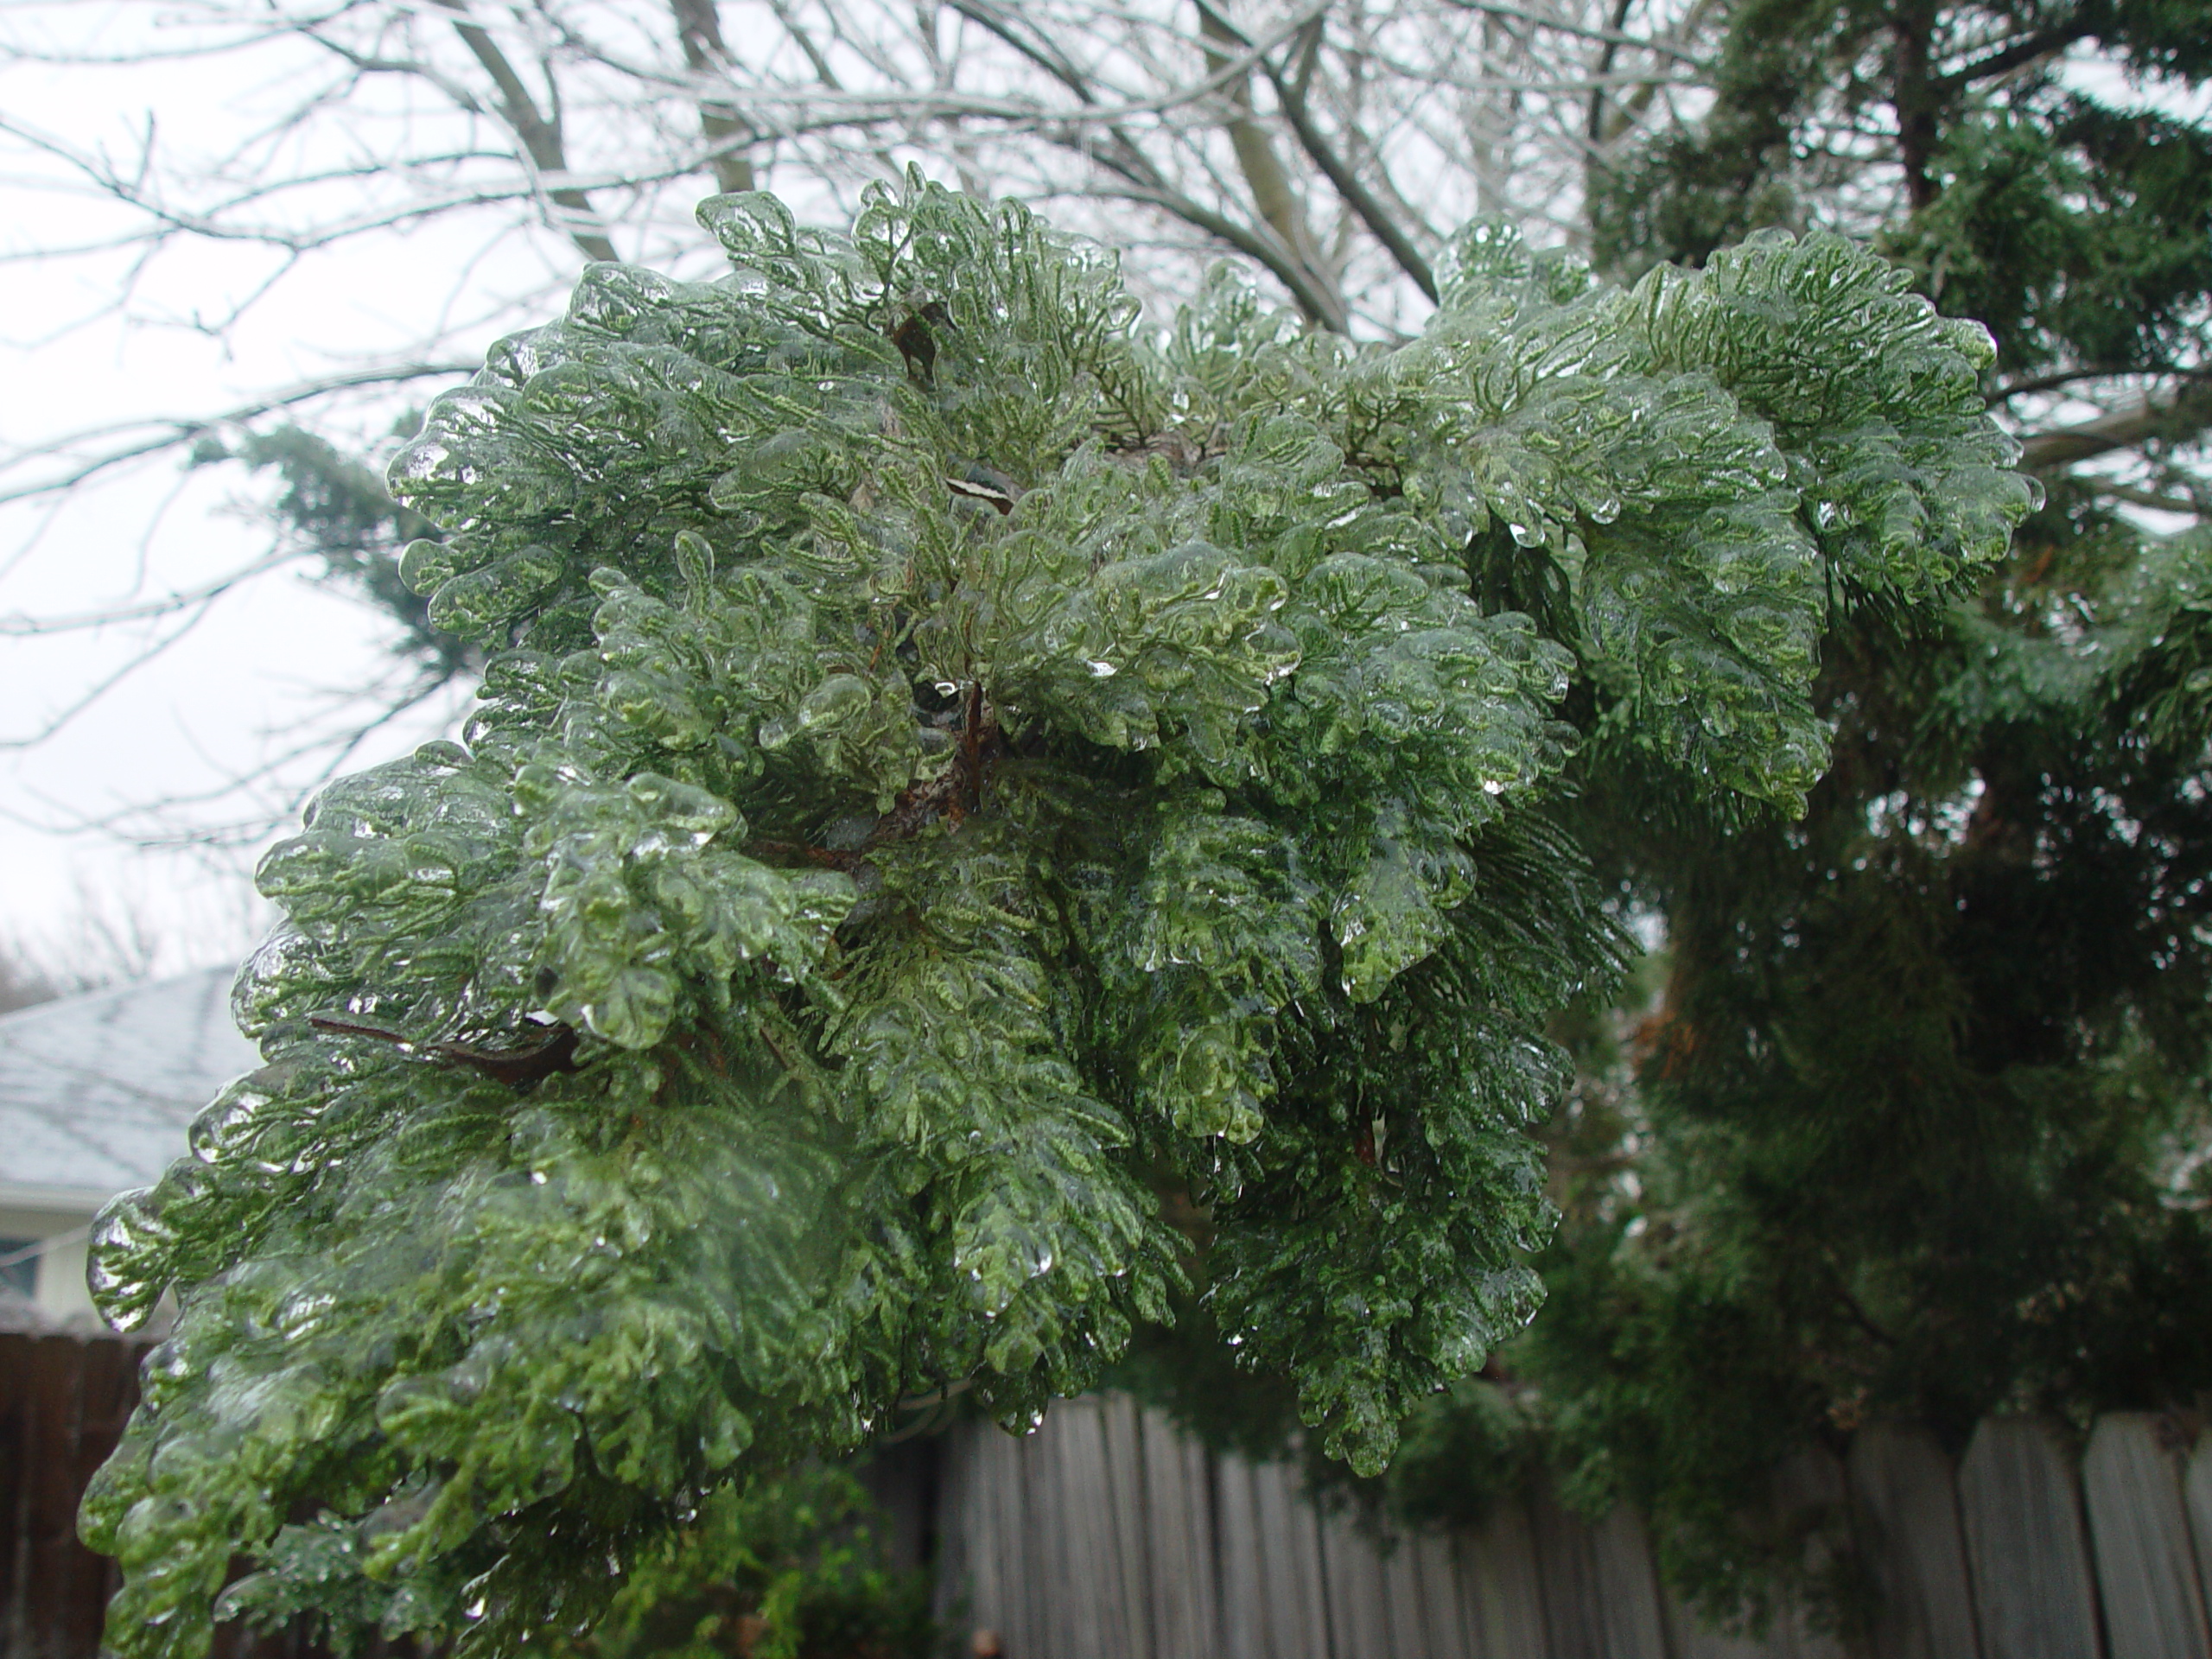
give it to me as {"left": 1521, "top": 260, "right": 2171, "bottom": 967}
{"left": 540, "top": 1463, "right": 937, "bottom": 1659}
{"left": 1388, "top": 0, "right": 2212, "bottom": 1633}
{"left": 1592, "top": 0, "right": 2212, "bottom": 350}
{"left": 1511, "top": 516, "right": 2212, "bottom": 1636}
{"left": 79, "top": 173, "right": 2029, "bottom": 1656}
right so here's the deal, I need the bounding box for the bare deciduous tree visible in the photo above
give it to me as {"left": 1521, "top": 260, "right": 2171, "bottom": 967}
{"left": 2, "top": 0, "right": 1709, "bottom": 850}
{"left": 3, "top": 0, "right": 2196, "bottom": 866}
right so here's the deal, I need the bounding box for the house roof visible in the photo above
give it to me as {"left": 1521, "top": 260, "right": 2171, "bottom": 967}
{"left": 0, "top": 968, "right": 262, "bottom": 1211}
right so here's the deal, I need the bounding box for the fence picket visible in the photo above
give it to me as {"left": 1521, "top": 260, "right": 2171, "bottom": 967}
{"left": 2, "top": 1330, "right": 35, "bottom": 1659}
{"left": 23, "top": 1335, "right": 94, "bottom": 1659}
{"left": 1531, "top": 1478, "right": 1605, "bottom": 1659}
{"left": 1660, "top": 1592, "right": 1768, "bottom": 1659}
{"left": 927, "top": 1414, "right": 976, "bottom": 1637}
{"left": 2083, "top": 1414, "right": 2210, "bottom": 1659}
{"left": 1047, "top": 1396, "right": 1134, "bottom": 1659}
{"left": 1770, "top": 1448, "right": 1852, "bottom": 1659}
{"left": 951, "top": 1417, "right": 1001, "bottom": 1652}
{"left": 65, "top": 1338, "right": 139, "bottom": 1659}
{"left": 14, "top": 1350, "right": 2212, "bottom": 1659}
{"left": 2183, "top": 1433, "right": 2212, "bottom": 1640}
{"left": 1847, "top": 1422, "right": 1983, "bottom": 1659}
{"left": 1958, "top": 1417, "right": 2103, "bottom": 1659}
{"left": 980, "top": 1417, "right": 1040, "bottom": 1658}
{"left": 1457, "top": 1498, "right": 1550, "bottom": 1659}
{"left": 1380, "top": 1529, "right": 1432, "bottom": 1659}
{"left": 1589, "top": 1508, "right": 1669, "bottom": 1659}
{"left": 1216, "top": 1453, "right": 1274, "bottom": 1659}
{"left": 1406, "top": 1529, "right": 1471, "bottom": 1659}
{"left": 1139, "top": 1407, "right": 1219, "bottom": 1659}
{"left": 1318, "top": 1498, "right": 1392, "bottom": 1659}
{"left": 1100, "top": 1393, "right": 1155, "bottom": 1659}
{"left": 1250, "top": 1458, "right": 1331, "bottom": 1659}
{"left": 1654, "top": 1500, "right": 1851, "bottom": 1659}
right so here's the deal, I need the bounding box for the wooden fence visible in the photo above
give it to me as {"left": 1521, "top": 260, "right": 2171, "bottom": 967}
{"left": 9, "top": 1325, "right": 2212, "bottom": 1659}
{"left": 0, "top": 1327, "right": 427, "bottom": 1659}
{"left": 932, "top": 1394, "right": 2212, "bottom": 1659}
{"left": 1, "top": 1329, "right": 146, "bottom": 1659}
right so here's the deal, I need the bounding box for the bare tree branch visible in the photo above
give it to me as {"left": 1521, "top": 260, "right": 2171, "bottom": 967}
{"left": 1988, "top": 364, "right": 2207, "bottom": 405}
{"left": 0, "top": 594, "right": 226, "bottom": 751}
{"left": 0, "top": 363, "right": 477, "bottom": 507}
{"left": 429, "top": 0, "right": 620, "bottom": 260}
{"left": 1932, "top": 19, "right": 2094, "bottom": 91}
{"left": 2018, "top": 382, "right": 2212, "bottom": 473}
{"left": 668, "top": 0, "right": 756, "bottom": 193}
{"left": 1194, "top": 0, "right": 1345, "bottom": 330}
{"left": 0, "top": 549, "right": 296, "bottom": 636}
{"left": 2084, "top": 479, "right": 2207, "bottom": 517}
{"left": 1252, "top": 13, "right": 1439, "bottom": 302}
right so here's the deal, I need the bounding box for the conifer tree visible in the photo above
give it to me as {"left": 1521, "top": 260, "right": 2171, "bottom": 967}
{"left": 1443, "top": 0, "right": 2212, "bottom": 1630}
{"left": 78, "top": 174, "right": 2030, "bottom": 1656}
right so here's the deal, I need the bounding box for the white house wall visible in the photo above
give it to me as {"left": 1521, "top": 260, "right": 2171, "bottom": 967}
{"left": 0, "top": 967, "right": 259, "bottom": 1327}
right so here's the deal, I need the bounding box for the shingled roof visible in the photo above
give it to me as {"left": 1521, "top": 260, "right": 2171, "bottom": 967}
{"left": 0, "top": 968, "right": 261, "bottom": 1211}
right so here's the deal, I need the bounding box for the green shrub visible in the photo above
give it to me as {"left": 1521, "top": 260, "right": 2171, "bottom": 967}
{"left": 79, "top": 173, "right": 2028, "bottom": 1656}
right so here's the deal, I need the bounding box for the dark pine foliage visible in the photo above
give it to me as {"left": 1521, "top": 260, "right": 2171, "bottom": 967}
{"left": 1436, "top": 0, "right": 2212, "bottom": 1632}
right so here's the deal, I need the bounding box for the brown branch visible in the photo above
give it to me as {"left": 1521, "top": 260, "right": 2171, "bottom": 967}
{"left": 742, "top": 838, "right": 869, "bottom": 872}
{"left": 1933, "top": 19, "right": 2094, "bottom": 92}
{"left": 1586, "top": 0, "right": 1638, "bottom": 147}
{"left": 1590, "top": 0, "right": 1723, "bottom": 162}
{"left": 669, "top": 0, "right": 756, "bottom": 194}
{"left": 1193, "top": 1, "right": 1348, "bottom": 333}
{"left": 1891, "top": 0, "right": 1940, "bottom": 213}
{"left": 1083, "top": 134, "right": 1349, "bottom": 330}
{"left": 865, "top": 688, "right": 1001, "bottom": 846}
{"left": 2018, "top": 381, "right": 2212, "bottom": 472}
{"left": 955, "top": 680, "right": 996, "bottom": 817}
{"left": 946, "top": 0, "right": 1099, "bottom": 104}
{"left": 1255, "top": 17, "right": 1439, "bottom": 303}
{"left": 747, "top": 685, "right": 1005, "bottom": 872}
{"left": 307, "top": 1014, "right": 581, "bottom": 1087}
{"left": 2083, "top": 480, "right": 2207, "bottom": 517}
{"left": 430, "top": 0, "right": 619, "bottom": 261}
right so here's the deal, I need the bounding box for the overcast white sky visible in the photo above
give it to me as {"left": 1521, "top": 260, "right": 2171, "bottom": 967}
{"left": 0, "top": 15, "right": 672, "bottom": 979}
{"left": 0, "top": 2, "right": 1017, "bottom": 982}
{"left": 1, "top": 8, "right": 2202, "bottom": 985}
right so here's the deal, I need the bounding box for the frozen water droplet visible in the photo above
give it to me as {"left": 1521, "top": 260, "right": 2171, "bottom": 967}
{"left": 797, "top": 674, "right": 871, "bottom": 732}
